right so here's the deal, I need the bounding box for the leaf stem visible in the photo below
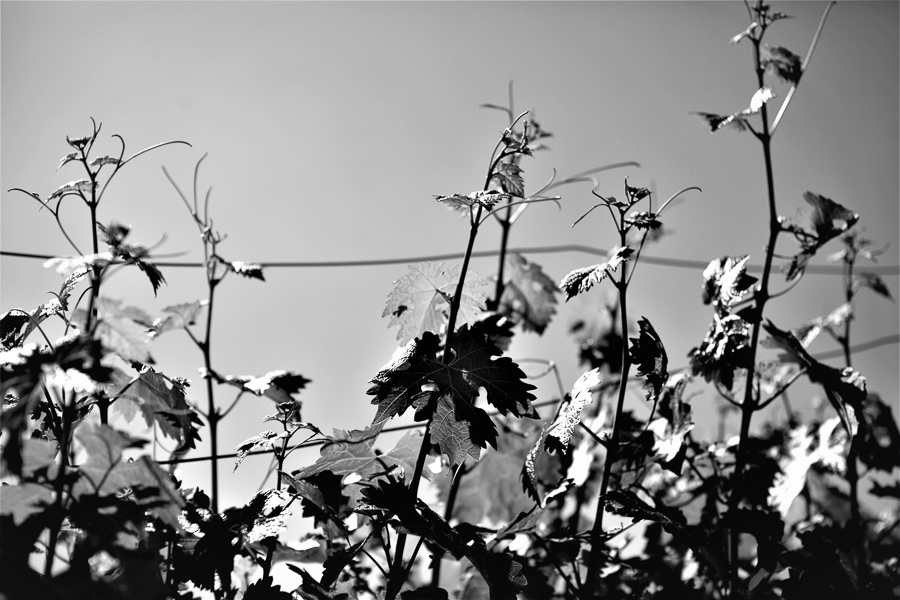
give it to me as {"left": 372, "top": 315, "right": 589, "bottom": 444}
{"left": 585, "top": 224, "right": 632, "bottom": 596}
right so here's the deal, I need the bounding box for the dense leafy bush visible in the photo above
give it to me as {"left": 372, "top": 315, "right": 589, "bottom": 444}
{"left": 2, "top": 2, "right": 898, "bottom": 599}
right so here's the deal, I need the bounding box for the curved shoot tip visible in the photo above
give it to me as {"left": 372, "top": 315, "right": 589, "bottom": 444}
{"left": 657, "top": 186, "right": 702, "bottom": 215}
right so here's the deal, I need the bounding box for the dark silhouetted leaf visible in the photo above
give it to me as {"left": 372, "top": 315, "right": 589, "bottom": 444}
{"left": 764, "top": 45, "right": 803, "bottom": 84}
{"left": 559, "top": 247, "right": 633, "bottom": 301}
{"left": 629, "top": 317, "right": 668, "bottom": 401}
{"left": 367, "top": 322, "right": 537, "bottom": 468}
{"left": 858, "top": 394, "right": 900, "bottom": 472}
{"left": 383, "top": 261, "right": 487, "bottom": 345}
{"left": 603, "top": 488, "right": 686, "bottom": 533}
{"left": 243, "top": 576, "right": 294, "bottom": 600}
{"left": 803, "top": 192, "right": 859, "bottom": 244}
{"left": 498, "top": 253, "right": 558, "bottom": 334}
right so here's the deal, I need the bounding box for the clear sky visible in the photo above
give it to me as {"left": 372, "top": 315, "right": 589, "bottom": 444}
{"left": 2, "top": 1, "right": 898, "bottom": 518}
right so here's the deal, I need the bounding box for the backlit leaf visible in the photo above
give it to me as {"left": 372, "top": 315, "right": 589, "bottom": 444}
{"left": 694, "top": 87, "right": 775, "bottom": 133}
{"left": 793, "top": 302, "right": 853, "bottom": 347}
{"left": 108, "top": 361, "right": 201, "bottom": 452}
{"left": 73, "top": 297, "right": 154, "bottom": 363}
{"left": 435, "top": 190, "right": 510, "bottom": 214}
{"left": 559, "top": 247, "right": 634, "bottom": 301}
{"left": 149, "top": 300, "right": 207, "bottom": 337}
{"left": 768, "top": 418, "right": 846, "bottom": 517}
{"left": 230, "top": 261, "right": 265, "bottom": 281}
{"left": 499, "top": 253, "right": 558, "bottom": 334}
{"left": 546, "top": 368, "right": 601, "bottom": 453}
{"left": 689, "top": 313, "right": 752, "bottom": 391}
{"left": 292, "top": 422, "right": 422, "bottom": 493}
{"left": 234, "top": 430, "right": 286, "bottom": 471}
{"left": 72, "top": 423, "right": 184, "bottom": 529}
{"left": 225, "top": 369, "right": 311, "bottom": 405}
{"left": 87, "top": 155, "right": 121, "bottom": 169}
{"left": 240, "top": 489, "right": 292, "bottom": 543}
{"left": 853, "top": 272, "right": 893, "bottom": 300}
{"left": 701, "top": 255, "right": 757, "bottom": 314}
{"left": 0, "top": 482, "right": 54, "bottom": 526}
{"left": 48, "top": 179, "right": 94, "bottom": 200}
{"left": 383, "top": 261, "right": 488, "bottom": 346}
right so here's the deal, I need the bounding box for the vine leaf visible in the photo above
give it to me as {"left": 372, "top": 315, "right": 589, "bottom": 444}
{"left": 367, "top": 322, "right": 537, "bottom": 469}
{"left": 72, "top": 423, "right": 184, "bottom": 529}
{"left": 234, "top": 430, "right": 287, "bottom": 471}
{"left": 1, "top": 269, "right": 88, "bottom": 350}
{"left": 240, "top": 489, "right": 292, "bottom": 543}
{"left": 149, "top": 300, "right": 207, "bottom": 337}
{"left": 48, "top": 178, "right": 94, "bottom": 200}
{"left": 694, "top": 86, "right": 775, "bottom": 133}
{"left": 229, "top": 261, "right": 265, "bottom": 281}
{"left": 361, "top": 475, "right": 527, "bottom": 596}
{"left": 291, "top": 422, "right": 422, "bottom": 505}
{"left": 73, "top": 297, "right": 154, "bottom": 363}
{"left": 0, "top": 482, "right": 54, "bottom": 526}
{"left": 784, "top": 193, "right": 859, "bottom": 281}
{"left": 559, "top": 247, "right": 634, "bottom": 301}
{"left": 689, "top": 313, "right": 752, "bottom": 391}
{"left": 603, "top": 488, "right": 686, "bottom": 534}
{"left": 858, "top": 394, "right": 900, "bottom": 472}
{"left": 763, "top": 45, "right": 803, "bottom": 84}
{"left": 545, "top": 368, "right": 601, "bottom": 454}
{"left": 793, "top": 302, "right": 853, "bottom": 347}
{"left": 768, "top": 417, "right": 846, "bottom": 518}
{"left": 628, "top": 317, "right": 668, "bottom": 401}
{"left": 701, "top": 255, "right": 757, "bottom": 314}
{"left": 853, "top": 272, "right": 893, "bottom": 300}
{"left": 435, "top": 190, "right": 510, "bottom": 214}
{"left": 97, "top": 222, "right": 166, "bottom": 295}
{"left": 498, "top": 253, "right": 558, "bottom": 334}
{"left": 109, "top": 360, "right": 201, "bottom": 453}
{"left": 382, "top": 261, "right": 488, "bottom": 346}
{"left": 492, "top": 162, "right": 525, "bottom": 197}
{"left": 762, "top": 320, "right": 867, "bottom": 437}
{"left": 224, "top": 370, "right": 311, "bottom": 405}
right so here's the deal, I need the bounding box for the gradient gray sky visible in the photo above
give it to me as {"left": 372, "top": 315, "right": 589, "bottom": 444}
{"left": 2, "top": 1, "right": 898, "bottom": 518}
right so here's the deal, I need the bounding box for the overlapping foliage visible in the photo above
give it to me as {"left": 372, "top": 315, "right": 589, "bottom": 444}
{"left": 2, "top": 3, "right": 898, "bottom": 600}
